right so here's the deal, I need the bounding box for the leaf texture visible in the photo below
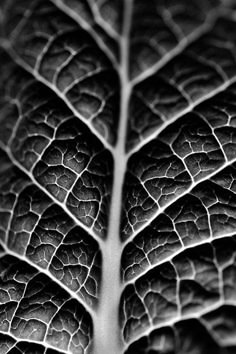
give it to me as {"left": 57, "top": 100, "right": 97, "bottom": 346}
{"left": 1, "top": 0, "right": 236, "bottom": 354}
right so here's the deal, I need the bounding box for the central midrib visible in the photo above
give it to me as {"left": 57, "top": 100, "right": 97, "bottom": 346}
{"left": 93, "top": 1, "right": 133, "bottom": 353}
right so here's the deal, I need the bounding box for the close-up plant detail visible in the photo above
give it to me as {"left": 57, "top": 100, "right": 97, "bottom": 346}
{"left": 1, "top": 0, "right": 236, "bottom": 353}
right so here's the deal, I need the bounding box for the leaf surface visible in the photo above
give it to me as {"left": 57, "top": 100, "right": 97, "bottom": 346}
{"left": 1, "top": 1, "right": 236, "bottom": 353}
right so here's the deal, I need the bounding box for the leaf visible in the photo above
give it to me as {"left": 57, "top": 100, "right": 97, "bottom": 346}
{"left": 1, "top": 0, "right": 236, "bottom": 353}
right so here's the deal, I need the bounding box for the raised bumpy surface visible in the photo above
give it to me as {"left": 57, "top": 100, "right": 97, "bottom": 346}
{"left": 1, "top": 1, "right": 236, "bottom": 353}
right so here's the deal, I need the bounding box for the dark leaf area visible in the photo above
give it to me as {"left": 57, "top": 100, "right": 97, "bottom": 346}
{"left": 0, "top": 249, "right": 92, "bottom": 353}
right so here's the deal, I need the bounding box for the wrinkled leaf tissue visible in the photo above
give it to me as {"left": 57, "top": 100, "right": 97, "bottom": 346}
{"left": 0, "top": 0, "right": 236, "bottom": 353}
